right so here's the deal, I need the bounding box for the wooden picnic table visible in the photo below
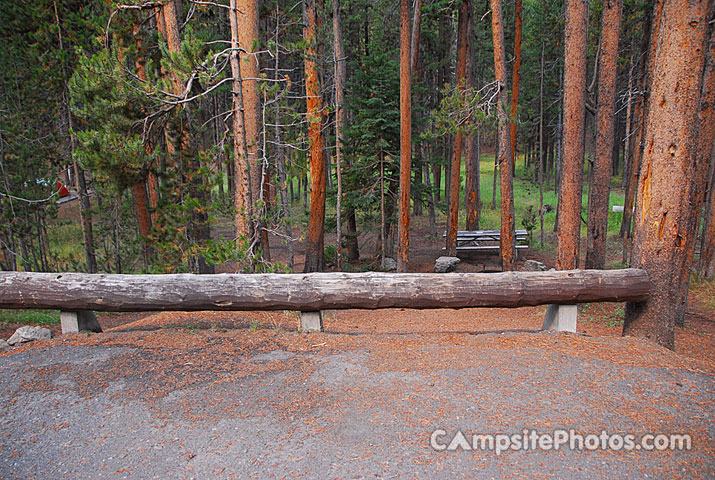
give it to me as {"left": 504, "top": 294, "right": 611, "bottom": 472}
{"left": 442, "top": 229, "right": 530, "bottom": 253}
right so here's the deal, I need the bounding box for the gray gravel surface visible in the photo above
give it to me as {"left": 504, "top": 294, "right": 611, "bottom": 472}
{"left": 1, "top": 335, "right": 713, "bottom": 479}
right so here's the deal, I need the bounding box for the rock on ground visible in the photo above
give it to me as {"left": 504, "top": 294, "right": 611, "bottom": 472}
{"left": 523, "top": 259, "right": 547, "bottom": 271}
{"left": 7, "top": 326, "right": 53, "bottom": 346}
{"left": 381, "top": 257, "right": 398, "bottom": 271}
{"left": 0, "top": 340, "right": 10, "bottom": 352}
{"left": 434, "top": 256, "right": 460, "bottom": 273}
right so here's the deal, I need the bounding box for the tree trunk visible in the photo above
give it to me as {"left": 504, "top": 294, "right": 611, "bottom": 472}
{"left": 131, "top": 182, "right": 153, "bottom": 268}
{"left": 162, "top": 0, "right": 213, "bottom": 274}
{"left": 585, "top": 0, "right": 622, "bottom": 269}
{"left": 237, "top": 0, "right": 263, "bottom": 253}
{"left": 65, "top": 107, "right": 97, "bottom": 274}
{"left": 410, "top": 0, "right": 422, "bottom": 74}
{"left": 410, "top": 0, "right": 423, "bottom": 219}
{"left": 303, "top": 0, "right": 327, "bottom": 272}
{"left": 73, "top": 165, "right": 97, "bottom": 273}
{"left": 345, "top": 207, "right": 359, "bottom": 261}
{"left": 621, "top": 3, "right": 656, "bottom": 246}
{"left": 260, "top": 165, "right": 272, "bottom": 263}
{"left": 130, "top": 35, "right": 157, "bottom": 258}
{"left": 444, "top": 138, "right": 452, "bottom": 203}
{"left": 52, "top": 2, "right": 96, "bottom": 274}
{"left": 433, "top": 162, "right": 441, "bottom": 202}
{"left": 273, "top": 3, "right": 294, "bottom": 270}
{"left": 673, "top": 7, "right": 715, "bottom": 327}
{"left": 465, "top": 127, "right": 480, "bottom": 230}
{"left": 333, "top": 0, "right": 346, "bottom": 270}
{"left": 161, "top": 1, "right": 182, "bottom": 92}
{"left": 380, "top": 149, "right": 386, "bottom": 263}
{"left": 545, "top": 134, "right": 553, "bottom": 187}
{"left": 446, "top": 0, "right": 471, "bottom": 257}
{"left": 700, "top": 148, "right": 715, "bottom": 279}
{"left": 492, "top": 139, "right": 498, "bottom": 210}
{"left": 303, "top": 174, "right": 308, "bottom": 208}
{"left": 624, "top": 0, "right": 714, "bottom": 349}
{"left": 509, "top": 0, "right": 523, "bottom": 170}
{"left": 621, "top": 56, "right": 636, "bottom": 191}
{"left": 557, "top": 0, "right": 589, "bottom": 270}
{"left": 539, "top": 40, "right": 545, "bottom": 247}
{"left": 398, "top": 0, "right": 412, "bottom": 272}
{"left": 424, "top": 146, "right": 437, "bottom": 236}
{"left": 464, "top": 3, "right": 479, "bottom": 231}
{"left": 491, "top": 0, "right": 516, "bottom": 271}
{"left": 554, "top": 95, "right": 563, "bottom": 196}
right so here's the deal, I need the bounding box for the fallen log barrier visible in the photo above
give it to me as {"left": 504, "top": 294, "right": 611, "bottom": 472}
{"left": 0, "top": 269, "right": 649, "bottom": 334}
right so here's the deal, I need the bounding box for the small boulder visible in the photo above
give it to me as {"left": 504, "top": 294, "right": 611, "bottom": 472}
{"left": 0, "top": 340, "right": 11, "bottom": 352}
{"left": 523, "top": 259, "right": 547, "bottom": 272}
{"left": 381, "top": 257, "right": 398, "bottom": 271}
{"left": 434, "top": 256, "right": 460, "bottom": 273}
{"left": 7, "top": 326, "right": 53, "bottom": 346}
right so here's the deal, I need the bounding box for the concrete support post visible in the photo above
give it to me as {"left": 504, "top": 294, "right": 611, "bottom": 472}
{"left": 60, "top": 311, "right": 103, "bottom": 334}
{"left": 542, "top": 304, "right": 577, "bottom": 333}
{"left": 300, "top": 311, "right": 324, "bottom": 332}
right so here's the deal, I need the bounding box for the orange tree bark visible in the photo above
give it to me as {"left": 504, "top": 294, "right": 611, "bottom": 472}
{"left": 397, "top": 0, "right": 411, "bottom": 272}
{"left": 509, "top": 0, "right": 522, "bottom": 169}
{"left": 237, "top": 0, "right": 263, "bottom": 253}
{"left": 673, "top": 6, "right": 714, "bottom": 326}
{"left": 445, "top": 0, "right": 470, "bottom": 257}
{"left": 620, "top": 4, "right": 654, "bottom": 257}
{"left": 491, "top": 0, "right": 516, "bottom": 271}
{"left": 585, "top": 0, "right": 622, "bottom": 269}
{"left": 303, "top": 0, "right": 327, "bottom": 272}
{"left": 131, "top": 29, "right": 156, "bottom": 264}
{"left": 464, "top": 1, "right": 479, "bottom": 231}
{"left": 130, "top": 181, "right": 153, "bottom": 265}
{"left": 557, "top": 0, "right": 589, "bottom": 270}
{"left": 155, "top": 6, "right": 177, "bottom": 162}
{"left": 161, "top": 1, "right": 182, "bottom": 95}
{"left": 229, "top": 0, "right": 251, "bottom": 244}
{"left": 624, "top": 0, "right": 714, "bottom": 349}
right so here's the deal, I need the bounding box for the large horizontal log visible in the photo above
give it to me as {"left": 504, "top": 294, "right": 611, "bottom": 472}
{"left": 0, "top": 269, "right": 649, "bottom": 312}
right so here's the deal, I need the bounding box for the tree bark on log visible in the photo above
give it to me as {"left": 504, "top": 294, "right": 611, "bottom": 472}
{"left": 0, "top": 269, "right": 649, "bottom": 312}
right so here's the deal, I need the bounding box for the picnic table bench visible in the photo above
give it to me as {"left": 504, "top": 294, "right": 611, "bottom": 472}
{"left": 443, "top": 229, "right": 530, "bottom": 253}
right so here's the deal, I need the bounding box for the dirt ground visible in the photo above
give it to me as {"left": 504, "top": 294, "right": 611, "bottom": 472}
{"left": 2, "top": 217, "right": 714, "bottom": 478}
